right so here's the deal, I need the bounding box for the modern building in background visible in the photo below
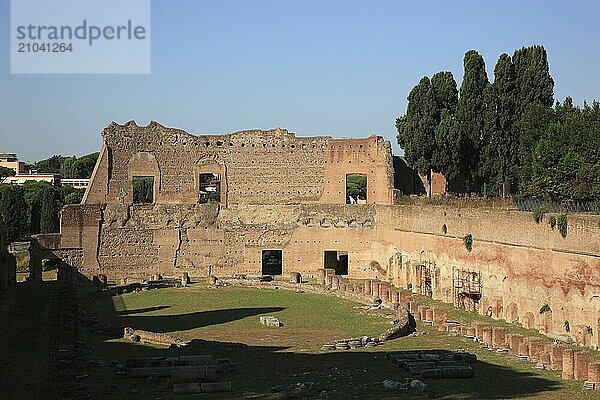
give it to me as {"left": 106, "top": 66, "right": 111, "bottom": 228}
{"left": 0, "top": 153, "right": 89, "bottom": 188}
{"left": 0, "top": 153, "right": 28, "bottom": 174}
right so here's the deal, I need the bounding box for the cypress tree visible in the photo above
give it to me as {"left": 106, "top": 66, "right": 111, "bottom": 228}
{"left": 431, "top": 71, "right": 458, "bottom": 117}
{"left": 40, "top": 187, "right": 60, "bottom": 234}
{"left": 481, "top": 53, "right": 517, "bottom": 196}
{"left": 0, "top": 185, "right": 29, "bottom": 243}
{"left": 513, "top": 45, "right": 554, "bottom": 115}
{"left": 454, "top": 50, "right": 489, "bottom": 193}
{"left": 433, "top": 109, "right": 460, "bottom": 179}
{"left": 396, "top": 76, "right": 438, "bottom": 196}
{"left": 24, "top": 182, "right": 48, "bottom": 235}
{"left": 430, "top": 71, "right": 459, "bottom": 180}
{"left": 513, "top": 45, "right": 554, "bottom": 193}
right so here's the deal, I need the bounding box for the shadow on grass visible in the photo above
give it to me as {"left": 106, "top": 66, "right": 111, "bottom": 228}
{"left": 82, "top": 287, "right": 567, "bottom": 400}
{"left": 0, "top": 282, "right": 62, "bottom": 400}
{"left": 86, "top": 335, "right": 563, "bottom": 400}
{"left": 116, "top": 305, "right": 172, "bottom": 315}
{"left": 0, "top": 277, "right": 574, "bottom": 400}
{"left": 109, "top": 307, "right": 285, "bottom": 335}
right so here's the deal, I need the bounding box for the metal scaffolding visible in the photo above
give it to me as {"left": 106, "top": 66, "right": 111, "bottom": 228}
{"left": 417, "top": 261, "right": 433, "bottom": 297}
{"left": 452, "top": 266, "right": 482, "bottom": 311}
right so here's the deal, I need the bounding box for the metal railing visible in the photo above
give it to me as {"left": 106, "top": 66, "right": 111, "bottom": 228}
{"left": 393, "top": 192, "right": 600, "bottom": 214}
{"left": 512, "top": 198, "right": 600, "bottom": 214}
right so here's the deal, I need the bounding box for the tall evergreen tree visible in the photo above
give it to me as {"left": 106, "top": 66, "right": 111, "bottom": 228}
{"left": 431, "top": 71, "right": 458, "bottom": 117}
{"left": 454, "top": 50, "right": 489, "bottom": 192}
{"left": 24, "top": 182, "right": 48, "bottom": 235}
{"left": 513, "top": 45, "right": 554, "bottom": 193}
{"left": 480, "top": 53, "right": 517, "bottom": 196}
{"left": 397, "top": 45, "right": 559, "bottom": 198}
{"left": 0, "top": 185, "right": 29, "bottom": 243}
{"left": 430, "top": 71, "right": 459, "bottom": 179}
{"left": 513, "top": 45, "right": 554, "bottom": 115}
{"left": 433, "top": 109, "right": 460, "bottom": 179}
{"left": 518, "top": 103, "right": 556, "bottom": 191}
{"left": 40, "top": 186, "right": 60, "bottom": 234}
{"left": 396, "top": 76, "right": 438, "bottom": 196}
{"left": 74, "top": 152, "right": 99, "bottom": 178}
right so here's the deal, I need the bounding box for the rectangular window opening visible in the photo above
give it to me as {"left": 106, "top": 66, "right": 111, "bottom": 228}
{"left": 346, "top": 174, "right": 367, "bottom": 204}
{"left": 262, "top": 249, "right": 282, "bottom": 275}
{"left": 199, "top": 173, "right": 221, "bottom": 204}
{"left": 132, "top": 176, "right": 154, "bottom": 204}
{"left": 324, "top": 250, "right": 348, "bottom": 275}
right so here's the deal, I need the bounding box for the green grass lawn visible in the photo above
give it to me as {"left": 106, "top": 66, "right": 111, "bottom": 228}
{"left": 92, "top": 284, "right": 390, "bottom": 351}
{"left": 80, "top": 282, "right": 598, "bottom": 400}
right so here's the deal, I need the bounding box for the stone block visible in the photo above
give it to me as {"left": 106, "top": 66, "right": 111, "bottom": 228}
{"left": 290, "top": 272, "right": 302, "bottom": 284}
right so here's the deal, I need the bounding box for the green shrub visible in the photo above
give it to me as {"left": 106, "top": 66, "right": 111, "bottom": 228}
{"left": 564, "top": 320, "right": 570, "bottom": 333}
{"left": 539, "top": 304, "right": 552, "bottom": 314}
{"left": 442, "top": 224, "right": 447, "bottom": 235}
{"left": 586, "top": 326, "right": 593, "bottom": 335}
{"left": 548, "top": 215, "right": 556, "bottom": 229}
{"left": 557, "top": 213, "right": 568, "bottom": 238}
{"left": 533, "top": 207, "right": 547, "bottom": 223}
{"left": 463, "top": 234, "right": 473, "bottom": 252}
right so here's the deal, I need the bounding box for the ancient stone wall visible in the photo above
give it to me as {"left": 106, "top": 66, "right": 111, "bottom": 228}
{"left": 83, "top": 122, "right": 393, "bottom": 206}
{"left": 40, "top": 123, "right": 600, "bottom": 350}
{"left": 371, "top": 205, "right": 600, "bottom": 349}
{"left": 59, "top": 201, "right": 600, "bottom": 348}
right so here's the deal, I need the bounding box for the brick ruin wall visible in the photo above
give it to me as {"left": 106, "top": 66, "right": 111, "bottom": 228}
{"left": 373, "top": 206, "right": 600, "bottom": 348}
{"left": 83, "top": 121, "right": 394, "bottom": 206}
{"left": 42, "top": 122, "right": 600, "bottom": 348}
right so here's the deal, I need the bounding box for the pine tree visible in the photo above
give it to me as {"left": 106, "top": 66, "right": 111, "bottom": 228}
{"left": 59, "top": 156, "right": 78, "bottom": 178}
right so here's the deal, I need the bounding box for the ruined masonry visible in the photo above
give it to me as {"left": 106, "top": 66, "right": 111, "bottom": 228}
{"left": 32, "top": 121, "right": 600, "bottom": 349}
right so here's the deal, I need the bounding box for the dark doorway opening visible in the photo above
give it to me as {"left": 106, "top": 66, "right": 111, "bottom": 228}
{"left": 324, "top": 250, "right": 348, "bottom": 275}
{"left": 132, "top": 176, "right": 154, "bottom": 204}
{"left": 262, "top": 250, "right": 282, "bottom": 275}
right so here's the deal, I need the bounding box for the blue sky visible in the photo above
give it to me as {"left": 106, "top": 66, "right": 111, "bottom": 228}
{"left": 1, "top": 0, "right": 600, "bottom": 161}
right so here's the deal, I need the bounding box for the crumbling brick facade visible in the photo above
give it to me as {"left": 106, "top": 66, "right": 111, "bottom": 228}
{"left": 83, "top": 121, "right": 394, "bottom": 206}
{"left": 40, "top": 121, "right": 600, "bottom": 349}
